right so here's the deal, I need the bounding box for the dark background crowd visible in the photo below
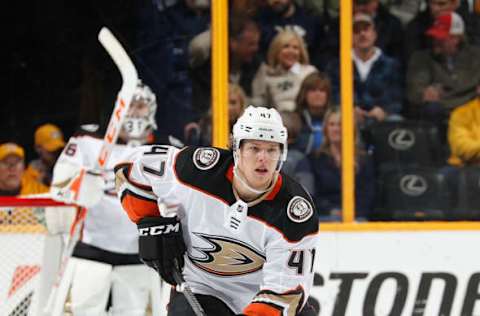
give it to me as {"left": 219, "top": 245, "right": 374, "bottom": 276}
{"left": 3, "top": 0, "right": 480, "bottom": 221}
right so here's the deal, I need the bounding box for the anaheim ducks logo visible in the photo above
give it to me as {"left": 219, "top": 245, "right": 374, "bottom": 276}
{"left": 189, "top": 233, "right": 265, "bottom": 276}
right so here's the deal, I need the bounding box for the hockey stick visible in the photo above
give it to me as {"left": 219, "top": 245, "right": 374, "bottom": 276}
{"left": 96, "top": 27, "right": 138, "bottom": 169}
{"left": 171, "top": 259, "right": 207, "bottom": 316}
{"left": 43, "top": 26, "right": 138, "bottom": 316}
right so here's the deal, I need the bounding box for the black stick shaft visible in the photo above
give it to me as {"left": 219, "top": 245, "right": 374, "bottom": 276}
{"left": 172, "top": 265, "right": 207, "bottom": 316}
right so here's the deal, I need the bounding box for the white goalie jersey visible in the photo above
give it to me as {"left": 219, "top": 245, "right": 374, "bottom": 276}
{"left": 115, "top": 145, "right": 319, "bottom": 315}
{"left": 53, "top": 132, "right": 141, "bottom": 254}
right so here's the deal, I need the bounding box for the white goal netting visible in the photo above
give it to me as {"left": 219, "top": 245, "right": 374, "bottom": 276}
{"left": 0, "top": 197, "right": 169, "bottom": 316}
{"left": 0, "top": 197, "right": 69, "bottom": 316}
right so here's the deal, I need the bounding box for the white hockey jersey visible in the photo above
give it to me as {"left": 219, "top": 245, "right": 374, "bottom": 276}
{"left": 56, "top": 133, "right": 140, "bottom": 254}
{"left": 115, "top": 145, "right": 319, "bottom": 315}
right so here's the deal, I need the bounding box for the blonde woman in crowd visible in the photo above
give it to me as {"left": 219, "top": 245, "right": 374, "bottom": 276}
{"left": 228, "top": 83, "right": 248, "bottom": 127}
{"left": 252, "top": 29, "right": 317, "bottom": 111}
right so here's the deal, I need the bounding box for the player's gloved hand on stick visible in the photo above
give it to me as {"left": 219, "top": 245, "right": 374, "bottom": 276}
{"left": 137, "top": 216, "right": 186, "bottom": 285}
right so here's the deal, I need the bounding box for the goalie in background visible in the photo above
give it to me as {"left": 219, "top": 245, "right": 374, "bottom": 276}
{"left": 50, "top": 81, "right": 166, "bottom": 316}
{"left": 115, "top": 106, "right": 319, "bottom": 315}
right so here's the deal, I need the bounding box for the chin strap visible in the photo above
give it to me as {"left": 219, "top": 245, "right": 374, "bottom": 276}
{"left": 233, "top": 166, "right": 277, "bottom": 196}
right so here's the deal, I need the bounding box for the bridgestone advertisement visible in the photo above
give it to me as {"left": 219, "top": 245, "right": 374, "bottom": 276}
{"left": 310, "top": 231, "right": 480, "bottom": 315}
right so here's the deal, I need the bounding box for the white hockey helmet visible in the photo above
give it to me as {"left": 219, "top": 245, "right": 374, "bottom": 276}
{"left": 232, "top": 106, "right": 288, "bottom": 168}
{"left": 122, "top": 80, "right": 158, "bottom": 145}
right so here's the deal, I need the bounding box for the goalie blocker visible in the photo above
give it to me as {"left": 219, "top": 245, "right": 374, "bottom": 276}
{"left": 116, "top": 106, "right": 320, "bottom": 315}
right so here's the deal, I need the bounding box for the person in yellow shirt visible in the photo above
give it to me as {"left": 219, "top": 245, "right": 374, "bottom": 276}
{"left": 448, "top": 96, "right": 480, "bottom": 166}
{"left": 25, "top": 123, "right": 66, "bottom": 186}
{"left": 0, "top": 142, "right": 49, "bottom": 224}
{"left": 0, "top": 142, "right": 48, "bottom": 196}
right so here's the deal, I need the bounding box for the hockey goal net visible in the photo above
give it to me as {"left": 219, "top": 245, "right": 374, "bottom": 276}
{"left": 0, "top": 197, "right": 75, "bottom": 316}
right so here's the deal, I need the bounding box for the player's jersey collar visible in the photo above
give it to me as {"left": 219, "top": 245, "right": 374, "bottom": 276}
{"left": 225, "top": 163, "right": 283, "bottom": 201}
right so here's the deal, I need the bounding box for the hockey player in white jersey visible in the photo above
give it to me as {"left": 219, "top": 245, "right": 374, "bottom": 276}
{"left": 50, "top": 81, "right": 163, "bottom": 316}
{"left": 115, "top": 105, "right": 319, "bottom": 315}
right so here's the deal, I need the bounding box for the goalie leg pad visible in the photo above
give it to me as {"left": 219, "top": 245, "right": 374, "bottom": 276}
{"left": 70, "top": 258, "right": 112, "bottom": 316}
{"left": 110, "top": 264, "right": 152, "bottom": 316}
{"left": 45, "top": 206, "right": 77, "bottom": 235}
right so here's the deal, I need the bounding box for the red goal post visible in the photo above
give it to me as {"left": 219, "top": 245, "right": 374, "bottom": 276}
{"left": 0, "top": 196, "right": 76, "bottom": 316}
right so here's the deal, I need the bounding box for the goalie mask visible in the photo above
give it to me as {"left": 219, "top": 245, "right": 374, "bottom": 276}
{"left": 232, "top": 105, "right": 288, "bottom": 171}
{"left": 121, "top": 81, "right": 158, "bottom": 146}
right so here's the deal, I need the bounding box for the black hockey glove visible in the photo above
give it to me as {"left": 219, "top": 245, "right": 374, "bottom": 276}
{"left": 137, "top": 216, "right": 186, "bottom": 285}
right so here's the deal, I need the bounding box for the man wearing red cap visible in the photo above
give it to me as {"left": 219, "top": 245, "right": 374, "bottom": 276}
{"left": 406, "top": 11, "right": 480, "bottom": 142}
{"left": 404, "top": 0, "right": 459, "bottom": 61}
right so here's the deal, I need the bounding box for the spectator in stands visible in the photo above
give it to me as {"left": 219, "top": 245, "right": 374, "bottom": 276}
{"left": 25, "top": 123, "right": 65, "bottom": 186}
{"left": 404, "top": 0, "right": 458, "bottom": 61}
{"left": 353, "top": 0, "right": 405, "bottom": 67}
{"left": 406, "top": 12, "right": 480, "bottom": 141}
{"left": 309, "top": 107, "right": 375, "bottom": 221}
{"left": 136, "top": 0, "right": 210, "bottom": 141}
{"left": 457, "top": 0, "right": 480, "bottom": 46}
{"left": 252, "top": 30, "right": 317, "bottom": 112}
{"left": 447, "top": 95, "right": 480, "bottom": 166}
{"left": 295, "top": 0, "right": 332, "bottom": 17}
{"left": 443, "top": 93, "right": 480, "bottom": 207}
{"left": 189, "top": 15, "right": 262, "bottom": 112}
{"left": 385, "top": 0, "right": 424, "bottom": 25}
{"left": 255, "top": 0, "right": 323, "bottom": 60}
{"left": 230, "top": 0, "right": 264, "bottom": 18}
{"left": 255, "top": 0, "right": 340, "bottom": 73}
{"left": 295, "top": 71, "right": 332, "bottom": 155}
{"left": 0, "top": 142, "right": 48, "bottom": 196}
{"left": 184, "top": 83, "right": 247, "bottom": 146}
{"left": 280, "top": 111, "right": 315, "bottom": 194}
{"left": 0, "top": 143, "right": 49, "bottom": 225}
{"left": 326, "top": 13, "right": 403, "bottom": 129}
{"left": 227, "top": 83, "right": 248, "bottom": 128}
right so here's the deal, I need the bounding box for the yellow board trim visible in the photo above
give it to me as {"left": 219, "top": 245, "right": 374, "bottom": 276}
{"left": 319, "top": 221, "right": 480, "bottom": 232}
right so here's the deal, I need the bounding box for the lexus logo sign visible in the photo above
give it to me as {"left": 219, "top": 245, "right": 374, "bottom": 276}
{"left": 388, "top": 129, "right": 415, "bottom": 150}
{"left": 400, "top": 175, "right": 428, "bottom": 196}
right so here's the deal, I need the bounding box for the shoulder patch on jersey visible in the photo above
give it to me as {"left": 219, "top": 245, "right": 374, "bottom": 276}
{"left": 193, "top": 147, "right": 220, "bottom": 170}
{"left": 287, "top": 196, "right": 314, "bottom": 223}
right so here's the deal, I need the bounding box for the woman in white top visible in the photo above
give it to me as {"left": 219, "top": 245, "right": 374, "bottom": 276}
{"left": 252, "top": 29, "right": 317, "bottom": 112}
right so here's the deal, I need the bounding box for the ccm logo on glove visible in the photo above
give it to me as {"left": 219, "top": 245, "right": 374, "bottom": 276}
{"left": 138, "top": 223, "right": 180, "bottom": 236}
{"left": 137, "top": 216, "right": 186, "bottom": 285}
